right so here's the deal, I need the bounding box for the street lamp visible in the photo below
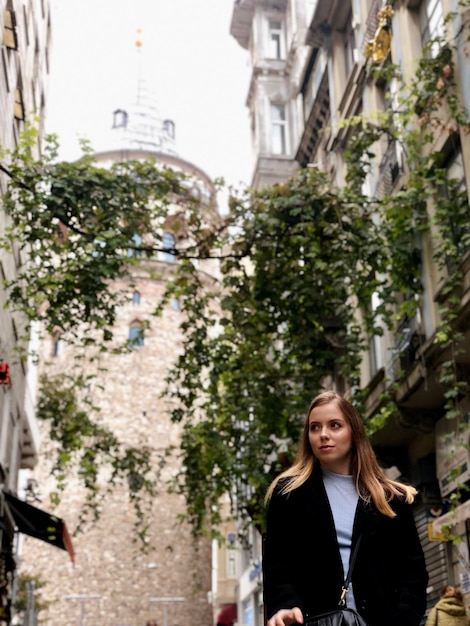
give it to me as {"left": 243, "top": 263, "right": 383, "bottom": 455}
{"left": 149, "top": 596, "right": 185, "bottom": 626}
{"left": 63, "top": 593, "right": 102, "bottom": 626}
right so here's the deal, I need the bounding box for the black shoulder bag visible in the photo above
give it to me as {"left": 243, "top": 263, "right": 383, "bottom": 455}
{"left": 305, "top": 536, "right": 368, "bottom": 626}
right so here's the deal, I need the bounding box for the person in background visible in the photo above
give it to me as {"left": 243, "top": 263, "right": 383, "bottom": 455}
{"left": 426, "top": 586, "right": 470, "bottom": 626}
{"left": 262, "top": 390, "right": 429, "bottom": 626}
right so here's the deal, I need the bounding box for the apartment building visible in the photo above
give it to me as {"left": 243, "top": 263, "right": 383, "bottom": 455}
{"left": 0, "top": 2, "right": 58, "bottom": 623}
{"left": 230, "top": 1, "right": 470, "bottom": 624}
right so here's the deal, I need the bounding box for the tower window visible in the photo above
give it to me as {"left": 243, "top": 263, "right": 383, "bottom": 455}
{"left": 163, "top": 119, "right": 175, "bottom": 139}
{"left": 128, "top": 233, "right": 142, "bottom": 257}
{"left": 112, "top": 109, "right": 128, "bottom": 129}
{"left": 133, "top": 290, "right": 141, "bottom": 305}
{"left": 162, "top": 232, "right": 176, "bottom": 263}
{"left": 128, "top": 324, "right": 144, "bottom": 347}
{"left": 53, "top": 339, "right": 63, "bottom": 357}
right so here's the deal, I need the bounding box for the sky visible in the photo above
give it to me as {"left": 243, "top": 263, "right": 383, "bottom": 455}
{"left": 46, "top": 0, "right": 253, "bottom": 191}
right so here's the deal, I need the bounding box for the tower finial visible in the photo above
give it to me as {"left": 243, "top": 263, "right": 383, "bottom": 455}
{"left": 136, "top": 28, "right": 143, "bottom": 49}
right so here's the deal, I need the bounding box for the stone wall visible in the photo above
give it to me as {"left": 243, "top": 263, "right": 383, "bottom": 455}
{"left": 18, "top": 264, "right": 213, "bottom": 626}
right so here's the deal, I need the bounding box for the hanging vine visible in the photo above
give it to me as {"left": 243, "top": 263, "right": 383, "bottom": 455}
{"left": 0, "top": 6, "right": 469, "bottom": 538}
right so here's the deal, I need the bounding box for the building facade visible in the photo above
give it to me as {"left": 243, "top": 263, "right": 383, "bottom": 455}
{"left": 0, "top": 1, "right": 52, "bottom": 623}
{"left": 230, "top": 0, "right": 470, "bottom": 624}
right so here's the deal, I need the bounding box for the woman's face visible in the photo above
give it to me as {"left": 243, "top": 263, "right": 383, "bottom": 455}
{"left": 308, "top": 401, "right": 353, "bottom": 475}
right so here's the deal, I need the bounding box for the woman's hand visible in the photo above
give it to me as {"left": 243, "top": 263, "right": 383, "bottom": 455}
{"left": 267, "top": 607, "right": 304, "bottom": 626}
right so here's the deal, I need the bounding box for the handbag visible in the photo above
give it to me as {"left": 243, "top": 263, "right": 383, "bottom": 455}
{"left": 305, "top": 536, "right": 368, "bottom": 626}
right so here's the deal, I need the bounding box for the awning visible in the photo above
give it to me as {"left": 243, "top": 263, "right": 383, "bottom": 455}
{"left": 4, "top": 492, "right": 75, "bottom": 564}
{"left": 216, "top": 603, "right": 237, "bottom": 626}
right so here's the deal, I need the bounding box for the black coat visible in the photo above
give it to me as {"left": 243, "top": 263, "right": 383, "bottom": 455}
{"left": 262, "top": 466, "right": 428, "bottom": 626}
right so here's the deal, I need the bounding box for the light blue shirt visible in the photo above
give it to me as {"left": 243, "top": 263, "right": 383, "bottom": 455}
{"left": 322, "top": 467, "right": 359, "bottom": 610}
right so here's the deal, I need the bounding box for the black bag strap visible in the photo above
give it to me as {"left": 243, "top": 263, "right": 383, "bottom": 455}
{"left": 339, "top": 534, "right": 362, "bottom": 606}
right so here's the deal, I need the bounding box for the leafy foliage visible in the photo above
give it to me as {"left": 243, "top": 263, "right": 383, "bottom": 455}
{"left": 36, "top": 373, "right": 157, "bottom": 538}
{"left": 0, "top": 7, "right": 469, "bottom": 539}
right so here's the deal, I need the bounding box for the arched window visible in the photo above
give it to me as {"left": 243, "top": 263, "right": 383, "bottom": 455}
{"left": 52, "top": 328, "right": 63, "bottom": 357}
{"left": 133, "top": 290, "right": 141, "bottom": 305}
{"left": 128, "top": 324, "right": 144, "bottom": 347}
{"left": 53, "top": 338, "right": 62, "bottom": 357}
{"left": 112, "top": 108, "right": 128, "bottom": 129}
{"left": 161, "top": 232, "right": 176, "bottom": 263}
{"left": 163, "top": 119, "right": 175, "bottom": 139}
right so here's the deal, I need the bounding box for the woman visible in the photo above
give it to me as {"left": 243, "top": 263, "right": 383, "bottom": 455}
{"left": 426, "top": 586, "right": 470, "bottom": 626}
{"left": 263, "top": 391, "right": 428, "bottom": 626}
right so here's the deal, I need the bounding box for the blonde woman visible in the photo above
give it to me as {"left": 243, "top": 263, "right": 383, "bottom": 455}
{"left": 426, "top": 586, "right": 470, "bottom": 626}
{"left": 263, "top": 391, "right": 428, "bottom": 626}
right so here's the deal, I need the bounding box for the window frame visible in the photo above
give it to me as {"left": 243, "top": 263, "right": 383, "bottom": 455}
{"left": 267, "top": 19, "right": 285, "bottom": 60}
{"left": 270, "top": 103, "right": 288, "bottom": 156}
{"left": 419, "top": 0, "right": 444, "bottom": 54}
{"left": 3, "top": 9, "right": 18, "bottom": 50}
{"left": 128, "top": 324, "right": 144, "bottom": 347}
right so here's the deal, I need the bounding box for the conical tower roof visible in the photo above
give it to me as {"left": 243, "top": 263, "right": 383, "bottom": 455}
{"left": 108, "top": 29, "right": 177, "bottom": 155}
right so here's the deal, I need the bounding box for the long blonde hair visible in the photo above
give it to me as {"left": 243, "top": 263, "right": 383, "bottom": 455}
{"left": 265, "top": 391, "right": 417, "bottom": 517}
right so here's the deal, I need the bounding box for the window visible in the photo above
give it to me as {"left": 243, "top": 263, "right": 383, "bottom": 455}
{"left": 14, "top": 87, "right": 24, "bottom": 121}
{"left": 3, "top": 9, "right": 18, "bottom": 50}
{"left": 227, "top": 550, "right": 237, "bottom": 578}
{"left": 161, "top": 232, "right": 176, "bottom": 263}
{"left": 171, "top": 297, "right": 180, "bottom": 312}
{"left": 53, "top": 339, "right": 62, "bottom": 357}
{"left": 268, "top": 20, "right": 284, "bottom": 59}
{"left": 439, "top": 146, "right": 469, "bottom": 270}
{"left": 128, "top": 324, "right": 144, "bottom": 347}
{"left": 420, "top": 0, "right": 444, "bottom": 54}
{"left": 344, "top": 10, "right": 356, "bottom": 78}
{"left": 368, "top": 292, "right": 384, "bottom": 377}
{"left": 132, "top": 290, "right": 141, "bottom": 305}
{"left": 270, "top": 104, "right": 287, "bottom": 155}
{"left": 112, "top": 109, "right": 128, "bottom": 129}
{"left": 163, "top": 119, "right": 175, "bottom": 139}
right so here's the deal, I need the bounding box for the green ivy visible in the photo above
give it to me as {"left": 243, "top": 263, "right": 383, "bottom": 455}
{"left": 0, "top": 6, "right": 469, "bottom": 540}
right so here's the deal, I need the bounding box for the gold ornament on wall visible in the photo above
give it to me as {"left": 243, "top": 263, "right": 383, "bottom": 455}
{"left": 364, "top": 5, "right": 395, "bottom": 64}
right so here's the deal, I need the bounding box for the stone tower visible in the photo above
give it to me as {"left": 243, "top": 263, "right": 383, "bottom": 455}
{"left": 16, "top": 34, "right": 217, "bottom": 626}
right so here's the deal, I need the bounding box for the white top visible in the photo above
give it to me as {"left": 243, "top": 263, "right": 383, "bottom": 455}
{"left": 322, "top": 467, "right": 359, "bottom": 610}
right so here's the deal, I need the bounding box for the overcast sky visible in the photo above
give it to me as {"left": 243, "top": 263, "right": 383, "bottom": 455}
{"left": 46, "top": 0, "right": 253, "bottom": 190}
